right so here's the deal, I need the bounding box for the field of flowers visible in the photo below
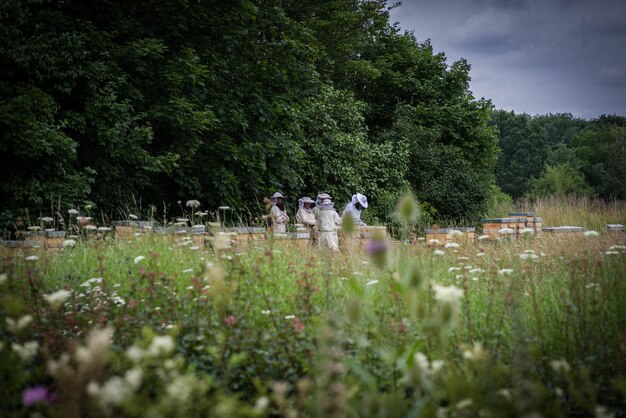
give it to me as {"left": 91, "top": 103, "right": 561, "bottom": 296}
{"left": 1, "top": 215, "right": 626, "bottom": 417}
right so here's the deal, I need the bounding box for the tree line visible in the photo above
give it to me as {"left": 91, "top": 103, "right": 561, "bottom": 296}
{"left": 491, "top": 111, "right": 626, "bottom": 201}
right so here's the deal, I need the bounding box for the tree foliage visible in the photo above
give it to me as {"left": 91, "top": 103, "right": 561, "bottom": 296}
{"left": 1, "top": 0, "right": 498, "bottom": 222}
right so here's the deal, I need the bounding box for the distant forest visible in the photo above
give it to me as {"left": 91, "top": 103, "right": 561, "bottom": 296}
{"left": 1, "top": 0, "right": 624, "bottom": 226}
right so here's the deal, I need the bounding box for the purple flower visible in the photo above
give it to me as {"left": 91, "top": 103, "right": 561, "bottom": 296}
{"left": 22, "top": 386, "right": 56, "bottom": 406}
{"left": 366, "top": 239, "right": 388, "bottom": 256}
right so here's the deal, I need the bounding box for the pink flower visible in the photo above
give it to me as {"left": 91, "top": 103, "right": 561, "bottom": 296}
{"left": 293, "top": 317, "right": 305, "bottom": 333}
{"left": 225, "top": 315, "right": 236, "bottom": 327}
{"left": 22, "top": 386, "right": 55, "bottom": 406}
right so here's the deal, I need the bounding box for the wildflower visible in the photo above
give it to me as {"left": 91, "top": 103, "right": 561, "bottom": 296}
{"left": 198, "top": 212, "right": 208, "bottom": 217}
{"left": 133, "top": 255, "right": 146, "bottom": 264}
{"left": 40, "top": 216, "right": 54, "bottom": 223}
{"left": 12, "top": 341, "right": 39, "bottom": 362}
{"left": 433, "top": 284, "right": 464, "bottom": 305}
{"left": 428, "top": 239, "right": 441, "bottom": 245}
{"left": 218, "top": 206, "right": 230, "bottom": 210}
{"left": 595, "top": 406, "right": 615, "bottom": 418}
{"left": 447, "top": 229, "right": 463, "bottom": 237}
{"left": 126, "top": 345, "right": 144, "bottom": 363}
{"left": 27, "top": 226, "right": 40, "bottom": 231}
{"left": 476, "top": 252, "right": 486, "bottom": 256}
{"left": 433, "top": 249, "right": 445, "bottom": 256}
{"left": 414, "top": 352, "right": 445, "bottom": 376}
{"left": 176, "top": 218, "right": 189, "bottom": 223}
{"left": 417, "top": 237, "right": 425, "bottom": 242}
{"left": 22, "top": 386, "right": 55, "bottom": 406}
{"left": 455, "top": 274, "right": 464, "bottom": 280}
{"left": 75, "top": 327, "right": 114, "bottom": 369}
{"left": 63, "top": 239, "right": 76, "bottom": 248}
{"left": 498, "top": 388, "right": 512, "bottom": 400}
{"left": 43, "top": 289, "right": 72, "bottom": 310}
{"left": 89, "top": 377, "right": 130, "bottom": 407}
{"left": 468, "top": 268, "right": 484, "bottom": 274}
{"left": 85, "top": 225, "right": 97, "bottom": 231}
{"left": 478, "top": 235, "right": 490, "bottom": 240}
{"left": 444, "top": 242, "right": 460, "bottom": 248}
{"left": 520, "top": 227, "right": 534, "bottom": 235}
{"left": 609, "top": 245, "right": 626, "bottom": 251}
{"left": 519, "top": 253, "right": 539, "bottom": 261}
{"left": 167, "top": 375, "right": 195, "bottom": 403}
{"left": 25, "top": 255, "right": 39, "bottom": 261}
{"left": 261, "top": 310, "right": 271, "bottom": 315}
{"left": 125, "top": 368, "right": 143, "bottom": 391}
{"left": 186, "top": 200, "right": 201, "bottom": 208}
{"left": 148, "top": 335, "right": 175, "bottom": 357}
{"left": 499, "top": 227, "right": 515, "bottom": 235}
{"left": 584, "top": 230, "right": 599, "bottom": 237}
{"left": 550, "top": 359, "right": 571, "bottom": 373}
{"left": 189, "top": 246, "right": 199, "bottom": 250}
{"left": 524, "top": 249, "right": 536, "bottom": 253}
{"left": 98, "top": 227, "right": 111, "bottom": 232}
{"left": 182, "top": 268, "right": 193, "bottom": 273}
{"left": 456, "top": 399, "right": 473, "bottom": 410}
{"left": 6, "top": 315, "right": 33, "bottom": 333}
{"left": 498, "top": 268, "right": 514, "bottom": 275}
{"left": 448, "top": 267, "right": 461, "bottom": 272}
{"left": 0, "top": 273, "right": 7, "bottom": 285}
{"left": 457, "top": 256, "right": 469, "bottom": 261}
{"left": 68, "top": 209, "right": 78, "bottom": 215}
{"left": 224, "top": 315, "right": 236, "bottom": 326}
{"left": 605, "top": 251, "right": 619, "bottom": 255}
{"left": 462, "top": 342, "right": 487, "bottom": 361}
{"left": 81, "top": 277, "right": 103, "bottom": 287}
{"left": 254, "top": 396, "right": 270, "bottom": 412}
{"left": 284, "top": 315, "right": 295, "bottom": 320}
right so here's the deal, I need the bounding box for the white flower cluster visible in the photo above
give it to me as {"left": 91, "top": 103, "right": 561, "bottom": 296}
{"left": 43, "top": 289, "right": 72, "bottom": 310}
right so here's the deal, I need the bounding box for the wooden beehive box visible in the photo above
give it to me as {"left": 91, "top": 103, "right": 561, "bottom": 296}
{"left": 424, "top": 228, "right": 452, "bottom": 246}
{"left": 481, "top": 218, "right": 518, "bottom": 241}
{"left": 541, "top": 226, "right": 584, "bottom": 235}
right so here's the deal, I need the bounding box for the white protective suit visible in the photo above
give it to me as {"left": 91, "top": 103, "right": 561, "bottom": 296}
{"left": 315, "top": 201, "right": 342, "bottom": 251}
{"left": 296, "top": 198, "right": 316, "bottom": 228}
{"left": 342, "top": 193, "right": 368, "bottom": 226}
{"left": 270, "top": 204, "right": 289, "bottom": 234}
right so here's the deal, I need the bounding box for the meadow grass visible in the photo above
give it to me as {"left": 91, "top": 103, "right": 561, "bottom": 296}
{"left": 1, "top": 225, "right": 625, "bottom": 417}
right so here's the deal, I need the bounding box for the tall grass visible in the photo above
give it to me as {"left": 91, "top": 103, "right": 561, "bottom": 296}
{"left": 487, "top": 195, "right": 626, "bottom": 230}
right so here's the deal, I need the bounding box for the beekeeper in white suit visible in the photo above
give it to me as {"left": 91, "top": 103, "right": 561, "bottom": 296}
{"left": 315, "top": 196, "right": 342, "bottom": 251}
{"left": 343, "top": 193, "right": 368, "bottom": 226}
{"left": 269, "top": 192, "right": 290, "bottom": 234}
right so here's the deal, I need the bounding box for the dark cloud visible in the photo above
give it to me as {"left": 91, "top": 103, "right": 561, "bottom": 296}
{"left": 389, "top": 0, "right": 626, "bottom": 118}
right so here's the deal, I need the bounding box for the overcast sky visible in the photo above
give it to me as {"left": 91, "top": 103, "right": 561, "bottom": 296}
{"left": 388, "top": 0, "right": 626, "bottom": 119}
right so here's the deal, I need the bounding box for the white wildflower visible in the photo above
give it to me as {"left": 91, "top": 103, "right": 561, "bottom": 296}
{"left": 584, "top": 230, "right": 599, "bottom": 237}
{"left": 41, "top": 216, "right": 54, "bottom": 223}
{"left": 261, "top": 310, "right": 271, "bottom": 315}
{"left": 98, "top": 227, "right": 111, "bottom": 232}
{"left": 43, "top": 289, "right": 72, "bottom": 309}
{"left": 68, "top": 209, "right": 79, "bottom": 215}
{"left": 366, "top": 279, "right": 379, "bottom": 286}
{"left": 428, "top": 239, "right": 440, "bottom": 245}
{"left": 433, "top": 285, "right": 464, "bottom": 305}
{"left": 125, "top": 345, "right": 145, "bottom": 363}
{"left": 519, "top": 253, "right": 539, "bottom": 261}
{"left": 417, "top": 237, "right": 425, "bottom": 242}
{"left": 433, "top": 249, "right": 445, "bottom": 256}
{"left": 96, "top": 376, "right": 130, "bottom": 407}
{"left": 595, "top": 405, "right": 615, "bottom": 418}
{"left": 254, "top": 396, "right": 270, "bottom": 412}
{"left": 134, "top": 255, "right": 146, "bottom": 264}
{"left": 0, "top": 273, "right": 7, "bottom": 285}
{"left": 476, "top": 252, "right": 486, "bottom": 257}
{"left": 186, "top": 200, "right": 201, "bottom": 208}
{"left": 25, "top": 255, "right": 39, "bottom": 261}
{"left": 468, "top": 268, "right": 484, "bottom": 274}
{"left": 6, "top": 315, "right": 33, "bottom": 333}
{"left": 456, "top": 399, "right": 473, "bottom": 410}
{"left": 498, "top": 268, "right": 514, "bottom": 276}
{"left": 463, "top": 342, "right": 487, "bottom": 361}
{"left": 148, "top": 335, "right": 175, "bottom": 357}
{"left": 85, "top": 225, "right": 97, "bottom": 231}
{"left": 284, "top": 315, "right": 295, "bottom": 320}
{"left": 609, "top": 245, "right": 625, "bottom": 251}
{"left": 167, "top": 375, "right": 194, "bottom": 403}
{"left": 520, "top": 227, "right": 534, "bottom": 235}
{"left": 12, "top": 341, "right": 39, "bottom": 362}
{"left": 448, "top": 267, "right": 461, "bottom": 272}
{"left": 218, "top": 206, "right": 230, "bottom": 210}
{"left": 499, "top": 227, "right": 515, "bottom": 235}
{"left": 477, "top": 235, "right": 490, "bottom": 240}
{"left": 189, "top": 246, "right": 200, "bottom": 250}
{"left": 550, "top": 359, "right": 571, "bottom": 373}
{"left": 605, "top": 251, "right": 619, "bottom": 255}
{"left": 63, "top": 239, "right": 76, "bottom": 248}
{"left": 182, "top": 268, "right": 193, "bottom": 274}
{"left": 447, "top": 230, "right": 463, "bottom": 237}
{"left": 124, "top": 368, "right": 143, "bottom": 391}
{"left": 76, "top": 327, "right": 114, "bottom": 369}
{"left": 128, "top": 214, "right": 138, "bottom": 220}
{"left": 444, "top": 242, "right": 460, "bottom": 248}
{"left": 27, "top": 226, "right": 40, "bottom": 231}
